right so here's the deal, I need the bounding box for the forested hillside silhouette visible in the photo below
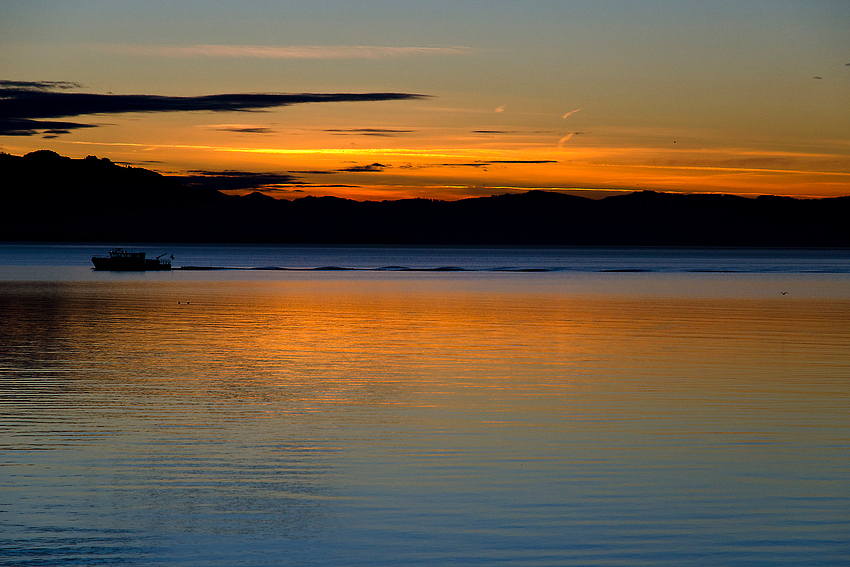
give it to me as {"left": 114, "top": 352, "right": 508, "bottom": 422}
{"left": 2, "top": 150, "right": 848, "bottom": 245}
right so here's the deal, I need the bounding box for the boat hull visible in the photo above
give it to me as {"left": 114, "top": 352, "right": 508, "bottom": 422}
{"left": 91, "top": 258, "right": 171, "bottom": 271}
{"left": 91, "top": 249, "right": 172, "bottom": 271}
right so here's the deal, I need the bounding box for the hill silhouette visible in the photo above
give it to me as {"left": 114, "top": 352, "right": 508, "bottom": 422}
{"left": 2, "top": 150, "right": 848, "bottom": 246}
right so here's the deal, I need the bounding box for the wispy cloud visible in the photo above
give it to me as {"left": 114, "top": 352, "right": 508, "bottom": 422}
{"left": 175, "top": 170, "right": 299, "bottom": 191}
{"left": 558, "top": 133, "right": 575, "bottom": 146}
{"left": 325, "top": 128, "right": 414, "bottom": 137}
{"left": 397, "top": 163, "right": 486, "bottom": 169}
{"left": 202, "top": 123, "right": 275, "bottom": 134}
{"left": 562, "top": 108, "right": 581, "bottom": 119}
{"left": 339, "top": 163, "right": 389, "bottom": 172}
{"left": 400, "top": 159, "right": 557, "bottom": 170}
{"left": 494, "top": 105, "right": 505, "bottom": 113}
{"left": 488, "top": 160, "right": 558, "bottom": 164}
{"left": 0, "top": 117, "right": 98, "bottom": 137}
{"left": 297, "top": 159, "right": 553, "bottom": 176}
{"left": 101, "top": 44, "right": 470, "bottom": 59}
{"left": 0, "top": 81, "right": 428, "bottom": 136}
{"left": 292, "top": 163, "right": 392, "bottom": 175}
{"left": 0, "top": 80, "right": 83, "bottom": 91}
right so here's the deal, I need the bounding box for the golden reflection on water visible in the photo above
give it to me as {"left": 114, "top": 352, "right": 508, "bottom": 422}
{"left": 4, "top": 277, "right": 847, "bottom": 424}
{"left": 1, "top": 275, "right": 848, "bottom": 565}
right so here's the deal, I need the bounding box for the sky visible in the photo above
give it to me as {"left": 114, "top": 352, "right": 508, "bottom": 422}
{"left": 1, "top": 0, "right": 848, "bottom": 201}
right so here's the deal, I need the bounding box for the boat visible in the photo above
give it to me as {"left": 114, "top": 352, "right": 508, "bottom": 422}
{"left": 91, "top": 249, "right": 173, "bottom": 271}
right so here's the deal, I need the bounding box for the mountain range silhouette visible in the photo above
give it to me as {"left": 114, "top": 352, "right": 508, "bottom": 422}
{"left": 2, "top": 150, "right": 848, "bottom": 246}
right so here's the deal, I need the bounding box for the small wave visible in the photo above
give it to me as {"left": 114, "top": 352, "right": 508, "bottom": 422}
{"left": 173, "top": 264, "right": 850, "bottom": 274}
{"left": 489, "top": 267, "right": 554, "bottom": 272}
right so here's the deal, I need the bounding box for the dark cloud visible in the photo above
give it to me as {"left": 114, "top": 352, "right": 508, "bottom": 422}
{"left": 0, "top": 80, "right": 82, "bottom": 91}
{"left": 294, "top": 184, "right": 360, "bottom": 189}
{"left": 0, "top": 81, "right": 428, "bottom": 136}
{"left": 0, "top": 117, "right": 98, "bottom": 136}
{"left": 215, "top": 126, "right": 274, "bottom": 134}
{"left": 325, "top": 128, "right": 414, "bottom": 136}
{"left": 175, "top": 170, "right": 300, "bottom": 191}
{"left": 294, "top": 163, "right": 391, "bottom": 174}
{"left": 120, "top": 159, "right": 166, "bottom": 165}
{"left": 486, "top": 160, "right": 557, "bottom": 164}
{"left": 2, "top": 90, "right": 428, "bottom": 120}
{"left": 293, "top": 170, "right": 336, "bottom": 175}
{"left": 472, "top": 130, "right": 515, "bottom": 134}
{"left": 240, "top": 159, "right": 549, "bottom": 180}
{"left": 338, "top": 163, "right": 389, "bottom": 172}
{"left": 400, "top": 160, "right": 556, "bottom": 170}
{"left": 398, "top": 162, "right": 482, "bottom": 170}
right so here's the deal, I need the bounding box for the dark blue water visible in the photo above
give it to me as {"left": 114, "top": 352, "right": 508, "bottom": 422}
{"left": 1, "top": 245, "right": 848, "bottom": 566}
{"left": 1, "top": 243, "right": 849, "bottom": 273}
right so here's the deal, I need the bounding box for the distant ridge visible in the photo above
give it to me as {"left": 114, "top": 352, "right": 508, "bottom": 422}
{"left": 2, "top": 150, "right": 848, "bottom": 246}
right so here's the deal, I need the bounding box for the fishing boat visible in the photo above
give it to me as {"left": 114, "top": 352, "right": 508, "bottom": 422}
{"left": 91, "top": 249, "right": 172, "bottom": 271}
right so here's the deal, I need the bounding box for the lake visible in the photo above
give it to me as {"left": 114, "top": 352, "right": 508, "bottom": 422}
{"left": 1, "top": 245, "right": 848, "bottom": 566}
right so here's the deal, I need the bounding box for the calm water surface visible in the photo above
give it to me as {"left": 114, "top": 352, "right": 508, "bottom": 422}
{"left": 1, "top": 246, "right": 849, "bottom": 565}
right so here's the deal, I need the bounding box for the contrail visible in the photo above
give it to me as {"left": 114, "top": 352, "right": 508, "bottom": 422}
{"left": 558, "top": 133, "right": 574, "bottom": 146}
{"left": 562, "top": 108, "right": 581, "bottom": 119}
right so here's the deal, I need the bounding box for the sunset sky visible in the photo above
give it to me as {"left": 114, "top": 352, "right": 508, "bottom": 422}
{"left": 1, "top": 1, "right": 848, "bottom": 201}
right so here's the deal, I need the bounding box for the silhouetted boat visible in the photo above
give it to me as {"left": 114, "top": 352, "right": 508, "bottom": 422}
{"left": 91, "top": 249, "right": 172, "bottom": 271}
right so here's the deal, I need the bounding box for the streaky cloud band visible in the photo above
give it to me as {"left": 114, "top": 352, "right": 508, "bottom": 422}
{"left": 0, "top": 80, "right": 83, "bottom": 91}
{"left": 176, "top": 170, "right": 300, "bottom": 191}
{"left": 100, "top": 44, "right": 471, "bottom": 59}
{"left": 0, "top": 90, "right": 429, "bottom": 120}
{"left": 0, "top": 118, "right": 97, "bottom": 136}
{"left": 0, "top": 83, "right": 428, "bottom": 135}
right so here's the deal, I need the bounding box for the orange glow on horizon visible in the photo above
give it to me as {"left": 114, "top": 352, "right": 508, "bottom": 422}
{"left": 21, "top": 137, "right": 842, "bottom": 201}
{"left": 3, "top": 3, "right": 847, "bottom": 203}
{"left": 4, "top": 102, "right": 848, "bottom": 202}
